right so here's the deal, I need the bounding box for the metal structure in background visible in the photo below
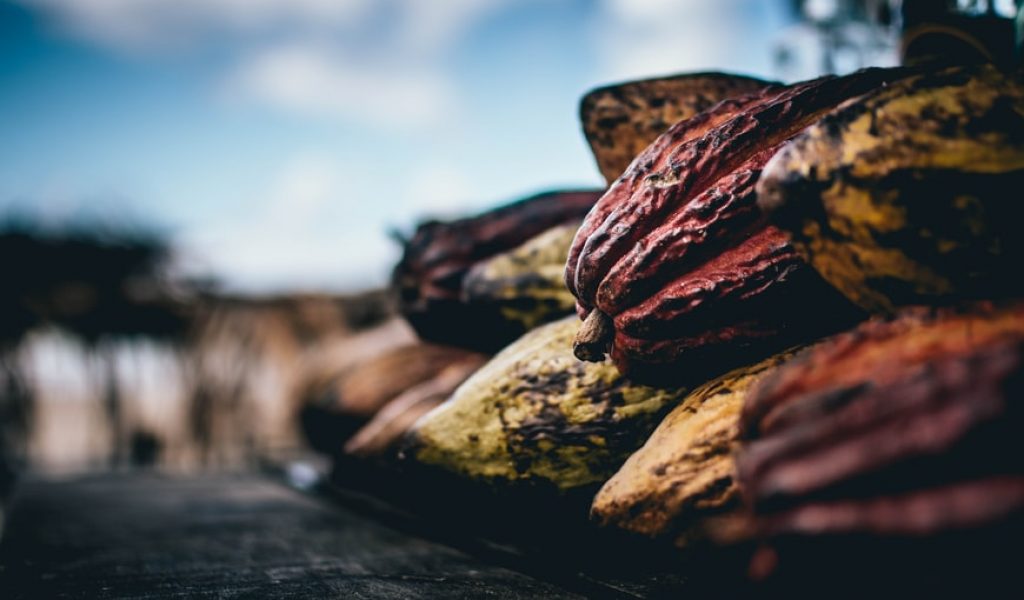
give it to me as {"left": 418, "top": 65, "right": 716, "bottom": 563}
{"left": 900, "top": 0, "right": 1019, "bottom": 65}
{"left": 775, "top": 0, "right": 1023, "bottom": 78}
{"left": 774, "top": 0, "right": 899, "bottom": 80}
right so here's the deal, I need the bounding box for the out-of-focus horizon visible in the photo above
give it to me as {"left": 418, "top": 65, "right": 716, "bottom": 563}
{"left": 0, "top": 0, "right": 909, "bottom": 478}
{"left": 0, "top": 0, "right": 893, "bottom": 294}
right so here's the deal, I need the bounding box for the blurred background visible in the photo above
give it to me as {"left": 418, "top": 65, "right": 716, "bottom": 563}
{"left": 2, "top": 0, "right": 1007, "bottom": 479}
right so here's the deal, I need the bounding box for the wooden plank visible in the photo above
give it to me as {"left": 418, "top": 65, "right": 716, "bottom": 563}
{"left": 0, "top": 474, "right": 584, "bottom": 599}
{"left": 318, "top": 472, "right": 692, "bottom": 599}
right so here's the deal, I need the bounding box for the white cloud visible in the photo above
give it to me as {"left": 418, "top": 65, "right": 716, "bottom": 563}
{"left": 397, "top": 0, "right": 508, "bottom": 55}
{"left": 19, "top": 0, "right": 510, "bottom": 54}
{"left": 259, "top": 153, "right": 337, "bottom": 228}
{"left": 222, "top": 43, "right": 454, "bottom": 128}
{"left": 190, "top": 224, "right": 394, "bottom": 292}
{"left": 177, "top": 154, "right": 493, "bottom": 291}
{"left": 591, "top": 0, "right": 789, "bottom": 83}
{"left": 182, "top": 157, "right": 500, "bottom": 292}
{"left": 20, "top": 0, "right": 374, "bottom": 50}
{"left": 180, "top": 153, "right": 396, "bottom": 292}
{"left": 399, "top": 162, "right": 476, "bottom": 220}
{"left": 19, "top": 0, "right": 515, "bottom": 126}
{"left": 605, "top": 0, "right": 690, "bottom": 22}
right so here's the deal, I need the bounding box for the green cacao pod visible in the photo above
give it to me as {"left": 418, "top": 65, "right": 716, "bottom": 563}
{"left": 406, "top": 316, "right": 690, "bottom": 491}
{"left": 462, "top": 222, "right": 580, "bottom": 334}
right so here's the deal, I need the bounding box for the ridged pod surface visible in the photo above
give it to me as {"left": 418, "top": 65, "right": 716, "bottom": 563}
{"left": 581, "top": 72, "right": 775, "bottom": 183}
{"left": 591, "top": 350, "right": 794, "bottom": 543}
{"left": 394, "top": 189, "right": 601, "bottom": 351}
{"left": 757, "top": 64, "right": 1024, "bottom": 313}
{"left": 567, "top": 68, "right": 910, "bottom": 383}
{"left": 735, "top": 303, "right": 1024, "bottom": 581}
{"left": 462, "top": 222, "right": 580, "bottom": 333}
{"left": 406, "top": 316, "right": 691, "bottom": 491}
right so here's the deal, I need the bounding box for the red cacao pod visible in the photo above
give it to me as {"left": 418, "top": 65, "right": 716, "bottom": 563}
{"left": 734, "top": 303, "right": 1024, "bottom": 587}
{"left": 566, "top": 68, "right": 911, "bottom": 383}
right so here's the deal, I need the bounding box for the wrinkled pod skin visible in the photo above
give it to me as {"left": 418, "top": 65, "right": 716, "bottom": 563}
{"left": 393, "top": 189, "right": 601, "bottom": 352}
{"left": 757, "top": 63, "right": 1024, "bottom": 314}
{"left": 566, "top": 68, "right": 912, "bottom": 383}
{"left": 731, "top": 303, "right": 1024, "bottom": 587}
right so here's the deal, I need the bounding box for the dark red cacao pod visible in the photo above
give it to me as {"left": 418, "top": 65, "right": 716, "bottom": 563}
{"left": 566, "top": 67, "right": 912, "bottom": 384}
{"left": 732, "top": 303, "right": 1024, "bottom": 589}
{"left": 393, "top": 189, "right": 601, "bottom": 352}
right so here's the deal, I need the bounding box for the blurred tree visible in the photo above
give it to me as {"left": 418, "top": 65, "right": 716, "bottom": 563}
{"left": 0, "top": 219, "right": 191, "bottom": 468}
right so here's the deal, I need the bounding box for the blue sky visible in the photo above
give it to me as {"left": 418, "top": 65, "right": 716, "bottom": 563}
{"left": 0, "top": 0, "right": 804, "bottom": 292}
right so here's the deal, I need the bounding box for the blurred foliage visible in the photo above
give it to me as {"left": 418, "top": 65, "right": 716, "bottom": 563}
{"left": 0, "top": 218, "right": 191, "bottom": 347}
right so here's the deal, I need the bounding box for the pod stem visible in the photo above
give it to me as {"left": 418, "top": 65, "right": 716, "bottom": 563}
{"left": 573, "top": 310, "right": 613, "bottom": 362}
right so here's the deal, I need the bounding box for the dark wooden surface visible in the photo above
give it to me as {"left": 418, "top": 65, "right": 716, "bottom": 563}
{"left": 0, "top": 473, "right": 585, "bottom": 599}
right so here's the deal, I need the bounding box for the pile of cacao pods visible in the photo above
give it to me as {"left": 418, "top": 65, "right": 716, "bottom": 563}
{"left": 301, "top": 60, "right": 1024, "bottom": 593}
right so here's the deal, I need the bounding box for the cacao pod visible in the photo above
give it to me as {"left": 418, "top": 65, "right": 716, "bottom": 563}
{"left": 297, "top": 317, "right": 415, "bottom": 400}
{"left": 591, "top": 350, "right": 794, "bottom": 544}
{"left": 581, "top": 73, "right": 775, "bottom": 183}
{"left": 344, "top": 356, "right": 486, "bottom": 458}
{"left": 733, "top": 303, "right": 1024, "bottom": 585}
{"left": 757, "top": 63, "right": 1024, "bottom": 313}
{"left": 566, "top": 68, "right": 910, "bottom": 383}
{"left": 322, "top": 343, "right": 483, "bottom": 418}
{"left": 299, "top": 342, "right": 485, "bottom": 455}
{"left": 461, "top": 222, "right": 580, "bottom": 334}
{"left": 405, "top": 316, "right": 691, "bottom": 491}
{"left": 394, "top": 190, "right": 601, "bottom": 352}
